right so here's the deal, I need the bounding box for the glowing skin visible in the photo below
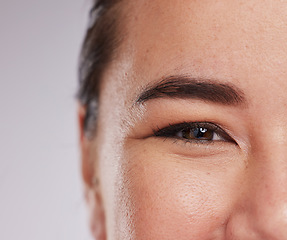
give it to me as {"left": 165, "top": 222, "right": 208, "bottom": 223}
{"left": 79, "top": 0, "right": 287, "bottom": 239}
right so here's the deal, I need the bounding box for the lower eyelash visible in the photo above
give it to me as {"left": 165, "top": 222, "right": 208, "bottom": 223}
{"left": 162, "top": 137, "right": 218, "bottom": 149}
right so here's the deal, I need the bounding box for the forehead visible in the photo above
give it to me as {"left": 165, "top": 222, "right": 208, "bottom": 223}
{"left": 125, "top": 0, "right": 287, "bottom": 77}
{"left": 99, "top": 0, "right": 287, "bottom": 113}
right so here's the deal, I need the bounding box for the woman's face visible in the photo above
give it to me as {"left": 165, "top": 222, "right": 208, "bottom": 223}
{"left": 80, "top": 0, "right": 287, "bottom": 239}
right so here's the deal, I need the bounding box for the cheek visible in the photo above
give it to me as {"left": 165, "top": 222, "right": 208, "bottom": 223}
{"left": 115, "top": 143, "right": 242, "bottom": 240}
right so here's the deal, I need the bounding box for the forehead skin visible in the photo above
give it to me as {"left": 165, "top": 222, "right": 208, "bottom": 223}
{"left": 94, "top": 0, "right": 287, "bottom": 239}
{"left": 100, "top": 0, "right": 287, "bottom": 115}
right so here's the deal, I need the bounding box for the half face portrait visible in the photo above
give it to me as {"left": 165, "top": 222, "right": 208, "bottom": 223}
{"left": 78, "top": 0, "right": 287, "bottom": 239}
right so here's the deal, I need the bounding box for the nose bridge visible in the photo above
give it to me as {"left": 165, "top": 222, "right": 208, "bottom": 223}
{"left": 244, "top": 126, "right": 287, "bottom": 238}
{"left": 226, "top": 122, "right": 287, "bottom": 239}
{"left": 251, "top": 122, "right": 287, "bottom": 191}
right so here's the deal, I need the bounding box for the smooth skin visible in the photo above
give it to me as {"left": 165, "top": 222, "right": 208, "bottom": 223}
{"left": 79, "top": 0, "right": 287, "bottom": 239}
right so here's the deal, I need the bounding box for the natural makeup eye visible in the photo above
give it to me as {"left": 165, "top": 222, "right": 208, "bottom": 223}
{"left": 153, "top": 122, "right": 235, "bottom": 143}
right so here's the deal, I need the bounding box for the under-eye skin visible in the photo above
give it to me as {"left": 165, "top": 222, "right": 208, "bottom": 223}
{"left": 153, "top": 122, "right": 236, "bottom": 144}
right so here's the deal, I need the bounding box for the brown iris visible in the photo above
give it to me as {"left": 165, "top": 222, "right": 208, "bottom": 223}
{"left": 182, "top": 127, "right": 214, "bottom": 140}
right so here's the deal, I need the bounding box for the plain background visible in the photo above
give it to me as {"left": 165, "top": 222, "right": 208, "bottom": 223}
{"left": 0, "top": 0, "right": 93, "bottom": 239}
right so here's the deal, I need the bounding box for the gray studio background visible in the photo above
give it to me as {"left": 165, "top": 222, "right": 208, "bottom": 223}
{"left": 0, "top": 1, "right": 93, "bottom": 239}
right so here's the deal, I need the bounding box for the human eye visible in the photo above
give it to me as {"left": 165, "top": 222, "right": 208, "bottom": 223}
{"left": 153, "top": 122, "right": 236, "bottom": 144}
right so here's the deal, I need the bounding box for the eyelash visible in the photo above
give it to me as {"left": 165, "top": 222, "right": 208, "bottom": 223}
{"left": 152, "top": 122, "right": 236, "bottom": 144}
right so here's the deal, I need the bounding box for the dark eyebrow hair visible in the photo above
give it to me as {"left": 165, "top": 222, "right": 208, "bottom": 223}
{"left": 136, "top": 75, "right": 246, "bottom": 105}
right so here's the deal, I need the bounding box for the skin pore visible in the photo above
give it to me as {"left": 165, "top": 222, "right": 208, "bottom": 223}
{"left": 80, "top": 0, "right": 287, "bottom": 239}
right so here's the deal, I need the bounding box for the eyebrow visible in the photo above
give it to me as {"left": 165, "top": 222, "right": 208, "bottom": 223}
{"left": 136, "top": 75, "right": 246, "bottom": 106}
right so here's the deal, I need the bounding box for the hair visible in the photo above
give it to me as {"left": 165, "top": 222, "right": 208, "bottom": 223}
{"left": 77, "top": 0, "right": 122, "bottom": 135}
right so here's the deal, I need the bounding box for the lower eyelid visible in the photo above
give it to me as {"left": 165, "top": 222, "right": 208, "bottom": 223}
{"left": 157, "top": 136, "right": 230, "bottom": 151}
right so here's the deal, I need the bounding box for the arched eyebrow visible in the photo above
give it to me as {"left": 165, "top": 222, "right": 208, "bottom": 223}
{"left": 136, "top": 75, "right": 246, "bottom": 106}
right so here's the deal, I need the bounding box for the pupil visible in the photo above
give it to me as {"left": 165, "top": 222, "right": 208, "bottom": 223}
{"left": 193, "top": 127, "right": 212, "bottom": 140}
{"left": 194, "top": 128, "right": 204, "bottom": 138}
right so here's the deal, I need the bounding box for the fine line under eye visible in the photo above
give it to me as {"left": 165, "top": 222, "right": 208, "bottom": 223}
{"left": 153, "top": 122, "right": 235, "bottom": 143}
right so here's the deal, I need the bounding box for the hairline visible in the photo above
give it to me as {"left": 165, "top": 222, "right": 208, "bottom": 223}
{"left": 78, "top": 0, "right": 126, "bottom": 137}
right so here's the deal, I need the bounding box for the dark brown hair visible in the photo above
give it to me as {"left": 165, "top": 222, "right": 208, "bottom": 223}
{"left": 78, "top": 0, "right": 122, "bottom": 134}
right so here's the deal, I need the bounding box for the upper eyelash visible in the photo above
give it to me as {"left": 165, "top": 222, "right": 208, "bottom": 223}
{"left": 152, "top": 121, "right": 236, "bottom": 143}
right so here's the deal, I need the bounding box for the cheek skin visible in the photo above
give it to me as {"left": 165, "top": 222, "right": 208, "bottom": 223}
{"left": 115, "top": 139, "right": 246, "bottom": 240}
